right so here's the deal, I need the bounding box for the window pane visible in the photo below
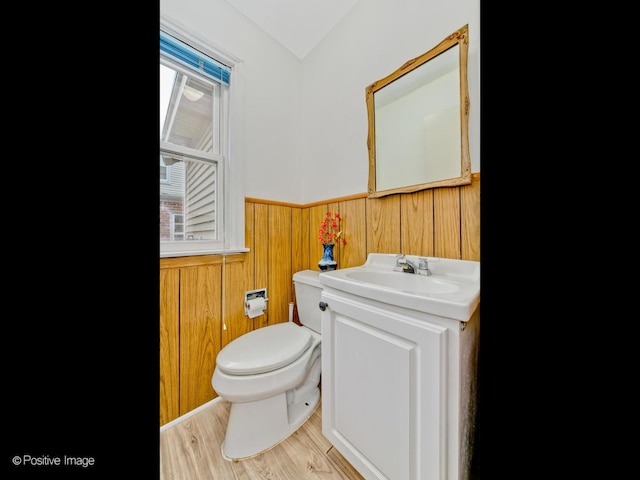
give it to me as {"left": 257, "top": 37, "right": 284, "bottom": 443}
{"left": 160, "top": 154, "right": 218, "bottom": 242}
{"left": 183, "top": 160, "right": 217, "bottom": 240}
{"left": 160, "top": 64, "right": 215, "bottom": 154}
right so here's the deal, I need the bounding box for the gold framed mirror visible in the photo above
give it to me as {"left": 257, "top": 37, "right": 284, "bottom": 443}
{"left": 366, "top": 24, "right": 471, "bottom": 198}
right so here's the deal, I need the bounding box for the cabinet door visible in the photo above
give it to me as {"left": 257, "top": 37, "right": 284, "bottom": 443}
{"left": 160, "top": 268, "right": 180, "bottom": 425}
{"left": 180, "top": 264, "right": 222, "bottom": 415}
{"left": 321, "top": 290, "right": 448, "bottom": 480}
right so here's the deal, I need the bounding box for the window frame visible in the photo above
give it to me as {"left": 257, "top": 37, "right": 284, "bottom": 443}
{"left": 160, "top": 15, "right": 247, "bottom": 258}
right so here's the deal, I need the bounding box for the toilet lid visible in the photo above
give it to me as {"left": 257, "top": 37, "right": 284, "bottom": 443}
{"left": 216, "top": 322, "right": 313, "bottom": 375}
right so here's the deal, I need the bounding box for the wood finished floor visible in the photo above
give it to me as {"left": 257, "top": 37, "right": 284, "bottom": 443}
{"left": 160, "top": 399, "right": 365, "bottom": 480}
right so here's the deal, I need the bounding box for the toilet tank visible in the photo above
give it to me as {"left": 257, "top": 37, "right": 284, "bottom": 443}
{"left": 293, "top": 270, "right": 323, "bottom": 334}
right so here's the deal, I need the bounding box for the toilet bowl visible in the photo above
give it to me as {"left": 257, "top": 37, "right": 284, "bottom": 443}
{"left": 211, "top": 269, "right": 323, "bottom": 460}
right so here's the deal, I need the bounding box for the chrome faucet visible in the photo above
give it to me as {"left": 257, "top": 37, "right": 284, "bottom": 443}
{"left": 417, "top": 257, "right": 432, "bottom": 276}
{"left": 395, "top": 254, "right": 417, "bottom": 274}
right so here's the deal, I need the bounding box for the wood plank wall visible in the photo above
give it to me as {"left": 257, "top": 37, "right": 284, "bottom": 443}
{"left": 245, "top": 172, "right": 480, "bottom": 325}
{"left": 160, "top": 174, "right": 479, "bottom": 423}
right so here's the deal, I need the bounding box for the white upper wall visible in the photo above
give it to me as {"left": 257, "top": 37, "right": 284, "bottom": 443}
{"left": 160, "top": 0, "right": 480, "bottom": 204}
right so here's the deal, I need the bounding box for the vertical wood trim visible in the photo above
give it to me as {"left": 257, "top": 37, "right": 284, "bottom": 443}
{"left": 222, "top": 254, "right": 252, "bottom": 348}
{"left": 339, "top": 198, "right": 367, "bottom": 269}
{"left": 160, "top": 268, "right": 180, "bottom": 425}
{"left": 460, "top": 175, "right": 480, "bottom": 261}
{"left": 254, "top": 203, "right": 269, "bottom": 329}
{"left": 244, "top": 201, "right": 256, "bottom": 286}
{"left": 300, "top": 207, "right": 310, "bottom": 271}
{"left": 267, "top": 205, "right": 292, "bottom": 325}
{"left": 179, "top": 264, "right": 222, "bottom": 415}
{"left": 401, "top": 190, "right": 434, "bottom": 257}
{"left": 292, "top": 207, "right": 310, "bottom": 312}
{"left": 433, "top": 187, "right": 461, "bottom": 259}
{"left": 291, "top": 207, "right": 305, "bottom": 283}
{"left": 366, "top": 195, "right": 401, "bottom": 254}
{"left": 242, "top": 201, "right": 259, "bottom": 333}
{"left": 326, "top": 201, "right": 341, "bottom": 266}
{"left": 308, "top": 204, "right": 328, "bottom": 270}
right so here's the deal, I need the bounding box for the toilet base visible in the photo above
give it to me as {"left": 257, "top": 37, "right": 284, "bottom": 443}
{"left": 221, "top": 387, "right": 320, "bottom": 460}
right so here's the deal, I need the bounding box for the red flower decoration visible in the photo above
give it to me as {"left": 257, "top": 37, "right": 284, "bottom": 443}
{"left": 318, "top": 211, "right": 347, "bottom": 245}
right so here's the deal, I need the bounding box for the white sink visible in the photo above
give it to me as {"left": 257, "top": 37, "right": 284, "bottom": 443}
{"left": 345, "top": 270, "right": 461, "bottom": 294}
{"left": 318, "top": 253, "right": 480, "bottom": 321}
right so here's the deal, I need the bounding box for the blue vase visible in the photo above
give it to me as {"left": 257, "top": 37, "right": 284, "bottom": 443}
{"left": 318, "top": 243, "right": 337, "bottom": 271}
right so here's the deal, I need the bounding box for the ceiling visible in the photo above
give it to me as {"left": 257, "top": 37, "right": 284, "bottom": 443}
{"left": 224, "top": 0, "right": 360, "bottom": 60}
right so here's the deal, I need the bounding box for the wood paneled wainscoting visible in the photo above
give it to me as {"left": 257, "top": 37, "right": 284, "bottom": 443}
{"left": 159, "top": 173, "right": 480, "bottom": 426}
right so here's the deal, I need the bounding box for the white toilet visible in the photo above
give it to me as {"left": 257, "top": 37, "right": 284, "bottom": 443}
{"left": 211, "top": 269, "right": 323, "bottom": 460}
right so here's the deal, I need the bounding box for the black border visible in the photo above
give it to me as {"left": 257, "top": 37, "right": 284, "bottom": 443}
{"left": 5, "top": 5, "right": 160, "bottom": 478}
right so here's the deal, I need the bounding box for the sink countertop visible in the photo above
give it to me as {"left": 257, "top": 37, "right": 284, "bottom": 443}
{"left": 318, "top": 253, "right": 480, "bottom": 321}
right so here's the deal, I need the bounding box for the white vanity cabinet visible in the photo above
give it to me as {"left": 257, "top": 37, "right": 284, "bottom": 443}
{"left": 320, "top": 286, "right": 480, "bottom": 480}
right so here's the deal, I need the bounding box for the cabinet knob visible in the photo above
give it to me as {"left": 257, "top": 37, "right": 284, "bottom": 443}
{"left": 318, "top": 301, "right": 328, "bottom": 311}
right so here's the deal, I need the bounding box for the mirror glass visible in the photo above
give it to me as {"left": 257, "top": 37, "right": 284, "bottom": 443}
{"left": 367, "top": 25, "right": 471, "bottom": 197}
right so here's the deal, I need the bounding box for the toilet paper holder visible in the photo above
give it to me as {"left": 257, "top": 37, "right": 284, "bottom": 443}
{"left": 244, "top": 288, "right": 268, "bottom": 315}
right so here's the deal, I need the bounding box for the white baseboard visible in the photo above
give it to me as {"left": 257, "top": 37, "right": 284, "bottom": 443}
{"left": 160, "top": 396, "right": 224, "bottom": 432}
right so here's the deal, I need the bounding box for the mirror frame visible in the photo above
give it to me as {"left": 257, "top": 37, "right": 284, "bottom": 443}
{"left": 366, "top": 24, "right": 471, "bottom": 198}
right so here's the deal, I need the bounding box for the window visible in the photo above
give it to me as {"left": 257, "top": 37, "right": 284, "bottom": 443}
{"left": 171, "top": 213, "right": 184, "bottom": 241}
{"left": 160, "top": 155, "right": 170, "bottom": 184}
{"left": 160, "top": 22, "right": 240, "bottom": 257}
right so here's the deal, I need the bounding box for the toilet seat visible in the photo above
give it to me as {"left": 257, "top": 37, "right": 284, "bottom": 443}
{"left": 216, "top": 323, "right": 313, "bottom": 375}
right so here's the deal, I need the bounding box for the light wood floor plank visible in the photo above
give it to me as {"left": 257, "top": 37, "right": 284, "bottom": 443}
{"left": 160, "top": 399, "right": 364, "bottom": 480}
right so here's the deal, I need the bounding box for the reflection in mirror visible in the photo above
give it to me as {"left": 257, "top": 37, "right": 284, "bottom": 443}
{"left": 367, "top": 25, "right": 470, "bottom": 197}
